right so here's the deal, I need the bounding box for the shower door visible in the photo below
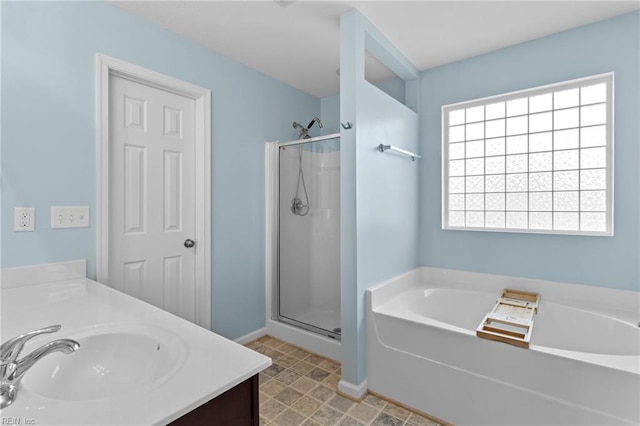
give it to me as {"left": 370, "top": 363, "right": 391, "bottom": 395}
{"left": 277, "top": 135, "right": 340, "bottom": 339}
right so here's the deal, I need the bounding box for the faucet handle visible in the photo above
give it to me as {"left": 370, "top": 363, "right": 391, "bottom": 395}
{"left": 0, "top": 325, "right": 62, "bottom": 362}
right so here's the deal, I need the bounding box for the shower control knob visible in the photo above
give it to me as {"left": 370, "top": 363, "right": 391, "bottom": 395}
{"left": 184, "top": 239, "right": 195, "bottom": 248}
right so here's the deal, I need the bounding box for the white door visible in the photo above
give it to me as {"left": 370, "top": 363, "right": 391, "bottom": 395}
{"left": 108, "top": 74, "right": 197, "bottom": 323}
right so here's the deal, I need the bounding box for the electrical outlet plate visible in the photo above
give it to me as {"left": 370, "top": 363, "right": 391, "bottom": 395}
{"left": 14, "top": 207, "right": 35, "bottom": 231}
{"left": 51, "top": 206, "right": 89, "bottom": 229}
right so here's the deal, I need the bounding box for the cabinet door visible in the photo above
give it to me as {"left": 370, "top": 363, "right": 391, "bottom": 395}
{"left": 170, "top": 375, "right": 259, "bottom": 426}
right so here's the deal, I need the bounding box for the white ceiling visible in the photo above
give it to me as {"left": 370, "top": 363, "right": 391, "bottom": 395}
{"left": 111, "top": 1, "right": 639, "bottom": 98}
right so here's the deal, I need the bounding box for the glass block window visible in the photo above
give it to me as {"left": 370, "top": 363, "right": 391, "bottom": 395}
{"left": 442, "top": 73, "right": 613, "bottom": 235}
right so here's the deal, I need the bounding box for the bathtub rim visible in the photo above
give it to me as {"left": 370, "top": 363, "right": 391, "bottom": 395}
{"left": 369, "top": 267, "right": 639, "bottom": 319}
{"left": 367, "top": 267, "right": 640, "bottom": 375}
{"left": 367, "top": 309, "right": 639, "bottom": 426}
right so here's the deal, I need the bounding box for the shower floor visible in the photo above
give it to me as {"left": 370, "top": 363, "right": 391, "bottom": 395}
{"left": 288, "top": 309, "right": 340, "bottom": 334}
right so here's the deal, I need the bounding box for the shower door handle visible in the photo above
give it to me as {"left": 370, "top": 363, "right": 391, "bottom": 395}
{"left": 184, "top": 239, "right": 195, "bottom": 248}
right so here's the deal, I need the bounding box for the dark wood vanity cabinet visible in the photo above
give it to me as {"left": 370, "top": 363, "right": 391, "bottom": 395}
{"left": 169, "top": 375, "right": 259, "bottom": 426}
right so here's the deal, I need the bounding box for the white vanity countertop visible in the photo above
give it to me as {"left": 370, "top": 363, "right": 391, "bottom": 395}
{"left": 0, "top": 277, "right": 271, "bottom": 425}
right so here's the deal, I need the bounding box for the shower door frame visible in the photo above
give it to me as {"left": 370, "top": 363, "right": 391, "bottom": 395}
{"left": 272, "top": 133, "right": 341, "bottom": 341}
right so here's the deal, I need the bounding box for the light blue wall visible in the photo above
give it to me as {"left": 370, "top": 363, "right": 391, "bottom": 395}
{"left": 419, "top": 11, "right": 640, "bottom": 291}
{"left": 340, "top": 10, "right": 420, "bottom": 386}
{"left": 372, "top": 77, "right": 405, "bottom": 106}
{"left": 1, "top": 1, "right": 320, "bottom": 339}
{"left": 320, "top": 94, "right": 340, "bottom": 136}
{"left": 320, "top": 77, "right": 406, "bottom": 137}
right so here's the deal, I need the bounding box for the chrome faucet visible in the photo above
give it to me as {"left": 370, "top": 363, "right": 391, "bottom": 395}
{"left": 0, "top": 325, "right": 79, "bottom": 409}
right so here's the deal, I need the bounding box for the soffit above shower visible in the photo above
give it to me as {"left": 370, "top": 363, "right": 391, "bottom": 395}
{"left": 110, "top": 1, "right": 639, "bottom": 98}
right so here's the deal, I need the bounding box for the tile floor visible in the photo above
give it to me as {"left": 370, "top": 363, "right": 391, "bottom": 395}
{"left": 246, "top": 336, "right": 441, "bottom": 426}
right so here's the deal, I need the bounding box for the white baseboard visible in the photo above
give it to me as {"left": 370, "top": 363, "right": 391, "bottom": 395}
{"left": 234, "top": 327, "right": 268, "bottom": 345}
{"left": 267, "top": 319, "right": 342, "bottom": 362}
{"left": 338, "top": 379, "right": 368, "bottom": 400}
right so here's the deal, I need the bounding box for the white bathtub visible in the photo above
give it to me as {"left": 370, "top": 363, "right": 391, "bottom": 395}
{"left": 367, "top": 267, "right": 640, "bottom": 425}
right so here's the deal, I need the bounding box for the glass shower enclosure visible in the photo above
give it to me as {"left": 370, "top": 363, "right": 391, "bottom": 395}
{"left": 276, "top": 134, "right": 340, "bottom": 340}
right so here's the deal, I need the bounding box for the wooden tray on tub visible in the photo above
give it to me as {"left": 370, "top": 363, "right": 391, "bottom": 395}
{"left": 476, "top": 289, "right": 539, "bottom": 348}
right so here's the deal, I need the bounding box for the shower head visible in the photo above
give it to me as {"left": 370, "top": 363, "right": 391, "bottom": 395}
{"left": 293, "top": 118, "right": 322, "bottom": 139}
{"left": 307, "top": 117, "right": 323, "bottom": 129}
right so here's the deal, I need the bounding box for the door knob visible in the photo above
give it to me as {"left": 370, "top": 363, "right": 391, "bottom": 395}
{"left": 184, "top": 239, "right": 195, "bottom": 248}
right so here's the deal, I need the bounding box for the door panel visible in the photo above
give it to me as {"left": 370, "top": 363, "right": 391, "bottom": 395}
{"left": 109, "top": 75, "right": 196, "bottom": 324}
{"left": 163, "top": 150, "right": 183, "bottom": 232}
{"left": 124, "top": 144, "right": 146, "bottom": 234}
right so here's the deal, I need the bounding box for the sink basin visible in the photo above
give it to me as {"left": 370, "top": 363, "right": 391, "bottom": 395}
{"left": 21, "top": 324, "right": 187, "bottom": 400}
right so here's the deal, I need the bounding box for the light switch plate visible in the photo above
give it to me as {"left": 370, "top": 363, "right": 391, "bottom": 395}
{"left": 14, "top": 207, "right": 35, "bottom": 231}
{"left": 51, "top": 206, "right": 89, "bottom": 229}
